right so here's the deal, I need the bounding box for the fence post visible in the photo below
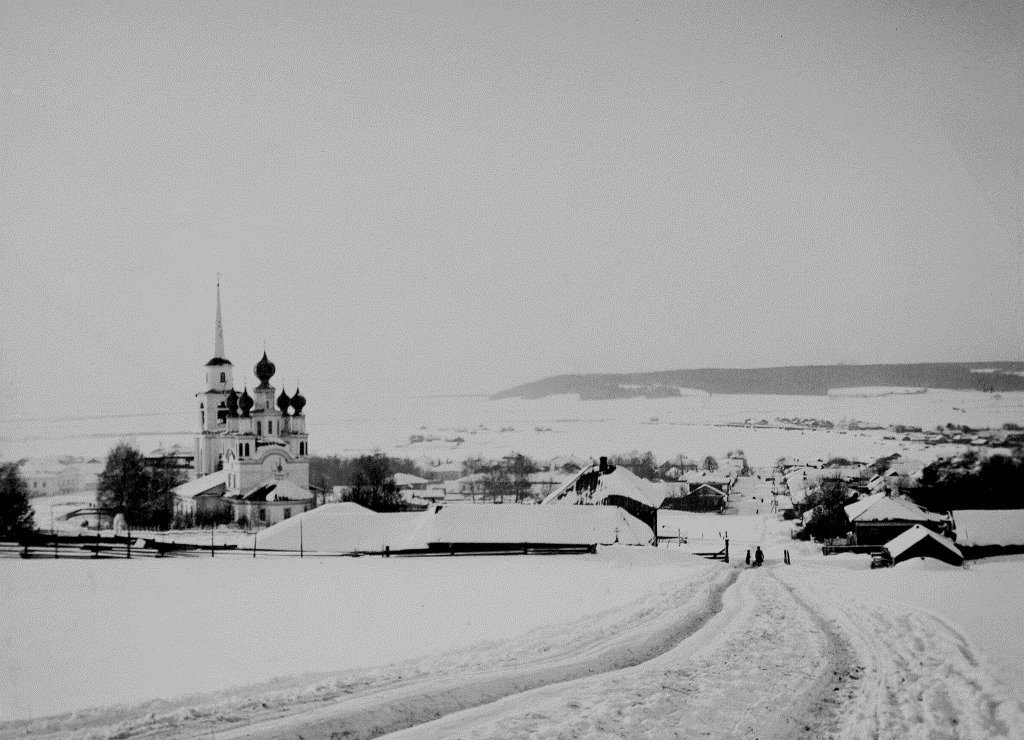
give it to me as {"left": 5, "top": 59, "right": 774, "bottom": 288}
{"left": 724, "top": 538, "right": 729, "bottom": 563}
{"left": 253, "top": 528, "right": 257, "bottom": 558}
{"left": 300, "top": 518, "right": 304, "bottom": 559}
{"left": 127, "top": 523, "right": 131, "bottom": 560}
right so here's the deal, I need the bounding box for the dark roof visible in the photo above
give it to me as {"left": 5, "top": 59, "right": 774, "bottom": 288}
{"left": 244, "top": 482, "right": 276, "bottom": 501}
{"left": 205, "top": 357, "right": 233, "bottom": 367}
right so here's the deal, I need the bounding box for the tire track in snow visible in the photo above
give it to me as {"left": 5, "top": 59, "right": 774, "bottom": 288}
{"left": 777, "top": 568, "right": 1024, "bottom": 739}
{"left": 174, "top": 567, "right": 739, "bottom": 740}
{"left": 379, "top": 569, "right": 844, "bottom": 740}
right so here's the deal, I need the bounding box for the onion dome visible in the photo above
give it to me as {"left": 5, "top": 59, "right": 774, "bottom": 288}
{"left": 238, "top": 387, "right": 254, "bottom": 417}
{"left": 226, "top": 388, "right": 239, "bottom": 417}
{"left": 277, "top": 388, "right": 291, "bottom": 415}
{"left": 254, "top": 352, "right": 275, "bottom": 388}
{"left": 290, "top": 387, "right": 306, "bottom": 415}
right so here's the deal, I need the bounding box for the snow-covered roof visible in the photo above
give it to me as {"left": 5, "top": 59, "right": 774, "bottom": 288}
{"left": 172, "top": 469, "right": 228, "bottom": 499}
{"left": 681, "top": 470, "right": 734, "bottom": 486}
{"left": 313, "top": 502, "right": 373, "bottom": 515}
{"left": 952, "top": 510, "right": 1024, "bottom": 547}
{"left": 429, "top": 504, "right": 653, "bottom": 546}
{"left": 392, "top": 473, "right": 430, "bottom": 488}
{"left": 687, "top": 482, "right": 728, "bottom": 498}
{"left": 241, "top": 478, "right": 313, "bottom": 502}
{"left": 242, "top": 502, "right": 653, "bottom": 552}
{"left": 884, "top": 524, "right": 962, "bottom": 560}
{"left": 542, "top": 464, "right": 667, "bottom": 509}
{"left": 844, "top": 493, "right": 944, "bottom": 523}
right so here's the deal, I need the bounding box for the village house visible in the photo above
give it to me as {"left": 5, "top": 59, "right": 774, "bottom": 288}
{"left": 543, "top": 457, "right": 667, "bottom": 533}
{"left": 844, "top": 492, "right": 950, "bottom": 546}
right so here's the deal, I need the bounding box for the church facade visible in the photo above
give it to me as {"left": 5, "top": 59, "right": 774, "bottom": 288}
{"left": 176, "top": 284, "right": 313, "bottom": 526}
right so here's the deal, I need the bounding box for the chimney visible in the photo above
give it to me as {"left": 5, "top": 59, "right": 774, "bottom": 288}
{"left": 599, "top": 456, "right": 609, "bottom": 474}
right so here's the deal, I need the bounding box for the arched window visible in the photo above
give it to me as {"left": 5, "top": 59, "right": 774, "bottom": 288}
{"left": 256, "top": 421, "right": 262, "bottom": 436}
{"left": 220, "top": 372, "right": 226, "bottom": 383}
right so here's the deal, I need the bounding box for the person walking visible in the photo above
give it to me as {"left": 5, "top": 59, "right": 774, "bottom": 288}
{"left": 754, "top": 546, "right": 764, "bottom": 567}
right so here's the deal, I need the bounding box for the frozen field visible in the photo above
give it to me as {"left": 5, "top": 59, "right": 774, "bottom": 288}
{"left": 4, "top": 390, "right": 1023, "bottom": 468}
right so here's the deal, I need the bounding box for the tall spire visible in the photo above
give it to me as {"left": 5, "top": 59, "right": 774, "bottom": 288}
{"left": 214, "top": 276, "right": 225, "bottom": 359}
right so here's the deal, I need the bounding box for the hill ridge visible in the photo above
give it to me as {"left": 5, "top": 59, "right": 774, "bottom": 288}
{"left": 492, "top": 362, "right": 1024, "bottom": 400}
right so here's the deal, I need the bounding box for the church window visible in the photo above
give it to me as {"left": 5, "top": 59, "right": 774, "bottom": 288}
{"left": 220, "top": 372, "right": 226, "bottom": 383}
{"left": 256, "top": 421, "right": 262, "bottom": 436}
{"left": 283, "top": 508, "right": 291, "bottom": 519}
{"left": 268, "top": 421, "right": 273, "bottom": 435}
{"left": 258, "top": 508, "right": 266, "bottom": 522}
{"left": 245, "top": 443, "right": 250, "bottom": 456}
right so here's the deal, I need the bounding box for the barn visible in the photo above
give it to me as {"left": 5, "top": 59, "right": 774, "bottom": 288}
{"left": 239, "top": 502, "right": 653, "bottom": 553}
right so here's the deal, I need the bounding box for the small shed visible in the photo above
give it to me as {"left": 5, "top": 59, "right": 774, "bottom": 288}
{"left": 883, "top": 524, "right": 963, "bottom": 566}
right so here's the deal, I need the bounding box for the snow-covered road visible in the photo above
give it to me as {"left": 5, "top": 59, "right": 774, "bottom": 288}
{"left": 5, "top": 555, "right": 1023, "bottom": 739}
{"left": 380, "top": 569, "right": 848, "bottom": 739}
{"left": 380, "top": 567, "right": 1024, "bottom": 740}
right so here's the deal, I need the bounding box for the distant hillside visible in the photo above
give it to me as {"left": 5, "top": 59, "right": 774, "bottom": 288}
{"left": 492, "top": 362, "right": 1024, "bottom": 400}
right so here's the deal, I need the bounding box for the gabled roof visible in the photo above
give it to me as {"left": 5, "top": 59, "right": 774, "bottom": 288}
{"left": 172, "top": 469, "right": 228, "bottom": 499}
{"left": 844, "top": 493, "right": 944, "bottom": 523}
{"left": 240, "top": 478, "right": 313, "bottom": 502}
{"left": 543, "top": 464, "right": 667, "bottom": 509}
{"left": 884, "top": 524, "right": 961, "bottom": 560}
{"left": 687, "top": 482, "right": 728, "bottom": 498}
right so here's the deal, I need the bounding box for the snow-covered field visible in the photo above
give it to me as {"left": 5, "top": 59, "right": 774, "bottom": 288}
{"left": 4, "top": 390, "right": 1022, "bottom": 468}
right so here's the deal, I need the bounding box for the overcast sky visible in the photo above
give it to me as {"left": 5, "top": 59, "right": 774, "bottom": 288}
{"left": 2, "top": 0, "right": 1022, "bottom": 419}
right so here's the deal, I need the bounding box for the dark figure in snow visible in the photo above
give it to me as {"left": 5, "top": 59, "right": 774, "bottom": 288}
{"left": 754, "top": 546, "right": 764, "bottom": 567}
{"left": 745, "top": 550, "right": 751, "bottom": 565}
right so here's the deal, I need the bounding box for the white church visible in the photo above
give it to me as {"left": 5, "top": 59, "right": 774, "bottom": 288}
{"left": 173, "top": 284, "right": 314, "bottom": 526}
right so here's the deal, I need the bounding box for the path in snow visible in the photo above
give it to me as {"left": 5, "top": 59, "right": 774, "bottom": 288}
{"left": 4, "top": 561, "right": 730, "bottom": 740}
{"left": 202, "top": 568, "right": 737, "bottom": 740}
{"left": 380, "top": 568, "right": 850, "bottom": 739}
{"left": 381, "top": 566, "right": 1024, "bottom": 740}
{"left": 9, "top": 557, "right": 1022, "bottom": 739}
{"left": 777, "top": 567, "right": 1024, "bottom": 739}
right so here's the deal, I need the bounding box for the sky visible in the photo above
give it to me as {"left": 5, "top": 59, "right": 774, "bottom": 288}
{"left": 1, "top": 0, "right": 1022, "bottom": 419}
